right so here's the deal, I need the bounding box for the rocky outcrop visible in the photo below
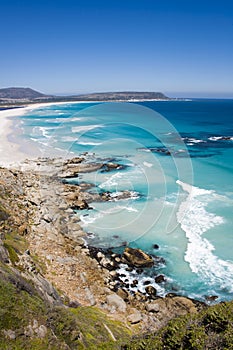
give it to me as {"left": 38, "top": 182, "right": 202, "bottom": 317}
{"left": 0, "top": 156, "right": 206, "bottom": 340}
{"left": 122, "top": 247, "right": 154, "bottom": 268}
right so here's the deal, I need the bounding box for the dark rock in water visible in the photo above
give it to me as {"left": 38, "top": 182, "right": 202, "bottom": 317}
{"left": 143, "top": 280, "right": 151, "bottom": 286}
{"left": 205, "top": 295, "right": 219, "bottom": 302}
{"left": 138, "top": 147, "right": 171, "bottom": 156}
{"left": 101, "top": 162, "right": 126, "bottom": 172}
{"left": 151, "top": 254, "right": 166, "bottom": 266}
{"left": 154, "top": 274, "right": 166, "bottom": 284}
{"left": 120, "top": 273, "right": 127, "bottom": 278}
{"left": 145, "top": 286, "right": 157, "bottom": 299}
{"left": 126, "top": 267, "right": 133, "bottom": 272}
{"left": 131, "top": 280, "right": 138, "bottom": 287}
{"left": 122, "top": 247, "right": 154, "bottom": 268}
{"left": 136, "top": 268, "right": 144, "bottom": 274}
{"left": 153, "top": 244, "right": 159, "bottom": 249}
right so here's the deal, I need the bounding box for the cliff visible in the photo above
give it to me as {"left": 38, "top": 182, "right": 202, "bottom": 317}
{"left": 0, "top": 157, "right": 232, "bottom": 349}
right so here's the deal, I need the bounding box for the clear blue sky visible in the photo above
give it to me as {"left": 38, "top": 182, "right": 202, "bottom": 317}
{"left": 1, "top": 0, "right": 233, "bottom": 97}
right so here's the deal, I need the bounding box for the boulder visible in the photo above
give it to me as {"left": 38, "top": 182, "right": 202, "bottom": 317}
{"left": 145, "top": 286, "right": 157, "bottom": 299}
{"left": 146, "top": 302, "right": 160, "bottom": 313}
{"left": 106, "top": 294, "right": 127, "bottom": 313}
{"left": 122, "top": 247, "right": 154, "bottom": 268}
{"left": 127, "top": 309, "right": 142, "bottom": 324}
{"left": 71, "top": 200, "right": 89, "bottom": 210}
{"left": 154, "top": 274, "right": 166, "bottom": 284}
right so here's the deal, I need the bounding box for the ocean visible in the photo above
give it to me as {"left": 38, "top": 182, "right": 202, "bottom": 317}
{"left": 16, "top": 99, "right": 233, "bottom": 302}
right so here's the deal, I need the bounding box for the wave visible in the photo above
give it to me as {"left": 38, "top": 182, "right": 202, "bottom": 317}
{"left": 99, "top": 173, "right": 125, "bottom": 189}
{"left": 77, "top": 141, "right": 102, "bottom": 146}
{"left": 32, "top": 126, "right": 54, "bottom": 138}
{"left": 143, "top": 161, "right": 153, "bottom": 168}
{"left": 208, "top": 136, "right": 233, "bottom": 141}
{"left": 176, "top": 180, "right": 233, "bottom": 292}
{"left": 72, "top": 124, "right": 103, "bottom": 133}
{"left": 117, "top": 264, "right": 167, "bottom": 295}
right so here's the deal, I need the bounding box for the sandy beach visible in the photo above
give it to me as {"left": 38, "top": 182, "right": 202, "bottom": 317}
{"left": 0, "top": 101, "right": 95, "bottom": 167}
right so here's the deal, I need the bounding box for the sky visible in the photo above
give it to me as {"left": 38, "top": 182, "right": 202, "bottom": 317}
{"left": 1, "top": 0, "right": 233, "bottom": 98}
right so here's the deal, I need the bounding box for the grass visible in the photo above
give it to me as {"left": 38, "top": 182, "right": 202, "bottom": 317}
{"left": 0, "top": 274, "right": 131, "bottom": 349}
{"left": 123, "top": 300, "right": 233, "bottom": 350}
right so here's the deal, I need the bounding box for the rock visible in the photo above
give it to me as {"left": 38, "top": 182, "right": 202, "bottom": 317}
{"left": 71, "top": 199, "right": 89, "bottom": 210}
{"left": 99, "top": 257, "right": 115, "bottom": 270}
{"left": 122, "top": 247, "right": 154, "bottom": 268}
{"left": 106, "top": 294, "right": 127, "bottom": 313}
{"left": 68, "top": 300, "right": 81, "bottom": 308}
{"left": 154, "top": 274, "right": 166, "bottom": 283}
{"left": 0, "top": 245, "right": 9, "bottom": 263}
{"left": 166, "top": 296, "right": 197, "bottom": 315}
{"left": 143, "top": 280, "right": 151, "bottom": 286}
{"left": 153, "top": 244, "right": 159, "bottom": 249}
{"left": 64, "top": 157, "right": 84, "bottom": 165}
{"left": 3, "top": 329, "right": 16, "bottom": 340}
{"left": 85, "top": 287, "right": 96, "bottom": 306}
{"left": 146, "top": 302, "right": 160, "bottom": 313}
{"left": 97, "top": 252, "right": 105, "bottom": 260}
{"left": 204, "top": 295, "right": 219, "bottom": 302}
{"left": 127, "top": 309, "right": 142, "bottom": 324}
{"left": 145, "top": 286, "right": 157, "bottom": 299}
{"left": 116, "top": 288, "right": 129, "bottom": 301}
{"left": 131, "top": 279, "right": 138, "bottom": 287}
{"left": 36, "top": 325, "right": 48, "bottom": 338}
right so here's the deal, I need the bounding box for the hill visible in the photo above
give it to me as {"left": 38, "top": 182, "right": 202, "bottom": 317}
{"left": 0, "top": 87, "right": 51, "bottom": 100}
{"left": 0, "top": 88, "right": 170, "bottom": 104}
{"left": 72, "top": 91, "right": 170, "bottom": 101}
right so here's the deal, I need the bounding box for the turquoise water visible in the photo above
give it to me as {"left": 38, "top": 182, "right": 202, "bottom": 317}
{"left": 18, "top": 100, "right": 233, "bottom": 301}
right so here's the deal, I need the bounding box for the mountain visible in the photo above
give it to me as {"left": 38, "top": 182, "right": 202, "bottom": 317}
{"left": 0, "top": 87, "right": 51, "bottom": 100}
{"left": 72, "top": 91, "right": 170, "bottom": 101}
{"left": 0, "top": 88, "right": 171, "bottom": 105}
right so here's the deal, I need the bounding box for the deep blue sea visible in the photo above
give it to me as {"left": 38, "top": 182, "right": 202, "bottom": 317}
{"left": 18, "top": 99, "right": 233, "bottom": 302}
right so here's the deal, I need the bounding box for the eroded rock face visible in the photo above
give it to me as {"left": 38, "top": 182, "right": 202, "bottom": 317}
{"left": 122, "top": 247, "right": 154, "bottom": 268}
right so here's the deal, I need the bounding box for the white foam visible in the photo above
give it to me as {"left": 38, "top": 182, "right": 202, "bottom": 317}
{"left": 117, "top": 264, "right": 166, "bottom": 295}
{"left": 32, "top": 126, "right": 53, "bottom": 138}
{"left": 77, "top": 141, "right": 102, "bottom": 146}
{"left": 99, "top": 173, "right": 124, "bottom": 189}
{"left": 189, "top": 138, "right": 206, "bottom": 144}
{"left": 62, "top": 136, "right": 78, "bottom": 142}
{"left": 80, "top": 212, "right": 103, "bottom": 225}
{"left": 109, "top": 191, "right": 140, "bottom": 201}
{"left": 177, "top": 181, "right": 233, "bottom": 292}
{"left": 72, "top": 124, "right": 103, "bottom": 133}
{"left": 208, "top": 136, "right": 233, "bottom": 141}
{"left": 143, "top": 161, "right": 153, "bottom": 168}
{"left": 208, "top": 136, "right": 223, "bottom": 141}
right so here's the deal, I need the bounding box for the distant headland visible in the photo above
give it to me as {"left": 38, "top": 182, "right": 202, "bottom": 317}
{"left": 0, "top": 87, "right": 171, "bottom": 106}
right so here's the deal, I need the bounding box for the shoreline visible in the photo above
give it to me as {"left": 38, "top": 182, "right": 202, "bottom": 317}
{"left": 0, "top": 98, "right": 191, "bottom": 167}
{"left": 0, "top": 100, "right": 103, "bottom": 167}
{"left": 0, "top": 156, "right": 205, "bottom": 333}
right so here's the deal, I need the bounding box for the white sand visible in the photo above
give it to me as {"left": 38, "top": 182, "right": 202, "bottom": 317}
{"left": 0, "top": 100, "right": 93, "bottom": 167}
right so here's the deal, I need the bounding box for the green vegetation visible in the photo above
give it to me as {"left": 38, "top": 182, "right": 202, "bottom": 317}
{"left": 0, "top": 275, "right": 131, "bottom": 349}
{"left": 123, "top": 300, "right": 233, "bottom": 350}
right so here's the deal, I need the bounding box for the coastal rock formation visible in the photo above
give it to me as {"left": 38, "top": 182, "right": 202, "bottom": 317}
{"left": 0, "top": 156, "right": 212, "bottom": 348}
{"left": 122, "top": 247, "right": 154, "bottom": 268}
